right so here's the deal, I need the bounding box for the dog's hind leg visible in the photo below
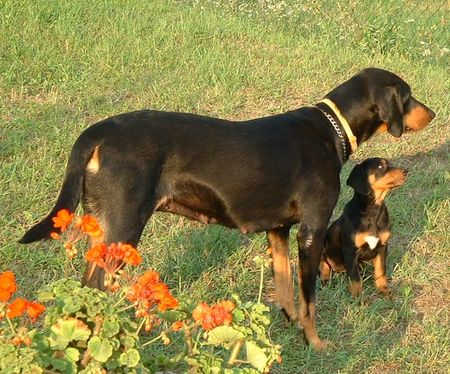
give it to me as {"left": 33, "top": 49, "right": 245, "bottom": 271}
{"left": 296, "top": 222, "right": 329, "bottom": 351}
{"left": 81, "top": 161, "right": 159, "bottom": 290}
{"left": 267, "top": 226, "right": 297, "bottom": 321}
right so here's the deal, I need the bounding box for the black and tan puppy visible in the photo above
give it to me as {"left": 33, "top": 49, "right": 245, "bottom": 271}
{"left": 20, "top": 68, "right": 434, "bottom": 350}
{"left": 321, "top": 158, "right": 407, "bottom": 296}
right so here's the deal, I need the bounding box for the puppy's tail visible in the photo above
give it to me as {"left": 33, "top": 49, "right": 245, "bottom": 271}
{"left": 19, "top": 132, "right": 100, "bottom": 244}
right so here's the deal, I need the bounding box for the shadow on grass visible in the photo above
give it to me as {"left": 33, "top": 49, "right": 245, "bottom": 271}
{"left": 142, "top": 217, "right": 248, "bottom": 290}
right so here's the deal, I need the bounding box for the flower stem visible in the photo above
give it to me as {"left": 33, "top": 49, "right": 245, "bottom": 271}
{"left": 6, "top": 316, "right": 16, "bottom": 335}
{"left": 228, "top": 339, "right": 244, "bottom": 367}
{"left": 257, "top": 260, "right": 264, "bottom": 304}
{"left": 141, "top": 333, "right": 162, "bottom": 347}
{"left": 135, "top": 317, "right": 146, "bottom": 336}
{"left": 113, "top": 293, "right": 129, "bottom": 309}
{"left": 117, "top": 304, "right": 135, "bottom": 314}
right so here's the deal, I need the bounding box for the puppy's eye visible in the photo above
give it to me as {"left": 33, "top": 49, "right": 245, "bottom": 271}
{"left": 378, "top": 164, "right": 384, "bottom": 169}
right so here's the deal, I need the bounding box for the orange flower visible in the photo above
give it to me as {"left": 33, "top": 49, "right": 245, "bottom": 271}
{"left": 50, "top": 232, "right": 61, "bottom": 240}
{"left": 52, "top": 209, "right": 74, "bottom": 232}
{"left": 127, "top": 271, "right": 178, "bottom": 313}
{"left": 122, "top": 244, "right": 142, "bottom": 266}
{"left": 192, "top": 301, "right": 235, "bottom": 330}
{"left": 138, "top": 271, "right": 160, "bottom": 286}
{"left": 171, "top": 321, "right": 183, "bottom": 331}
{"left": 27, "top": 301, "right": 46, "bottom": 322}
{"left": 76, "top": 215, "right": 102, "bottom": 238}
{"left": 0, "top": 271, "right": 16, "bottom": 302}
{"left": 85, "top": 242, "right": 141, "bottom": 276}
{"left": 193, "top": 303, "right": 215, "bottom": 330}
{"left": 158, "top": 293, "right": 178, "bottom": 311}
{"left": 7, "top": 298, "right": 30, "bottom": 319}
{"left": 85, "top": 243, "right": 107, "bottom": 265}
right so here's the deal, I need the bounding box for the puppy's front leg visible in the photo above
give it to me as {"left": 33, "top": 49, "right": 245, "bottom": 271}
{"left": 343, "top": 242, "right": 362, "bottom": 296}
{"left": 373, "top": 244, "right": 390, "bottom": 295}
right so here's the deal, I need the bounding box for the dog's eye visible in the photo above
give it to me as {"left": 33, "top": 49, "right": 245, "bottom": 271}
{"left": 378, "top": 164, "right": 384, "bottom": 169}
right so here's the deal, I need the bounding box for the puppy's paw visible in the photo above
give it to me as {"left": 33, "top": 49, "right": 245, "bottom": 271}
{"left": 375, "top": 276, "right": 391, "bottom": 295}
{"left": 349, "top": 281, "right": 363, "bottom": 297}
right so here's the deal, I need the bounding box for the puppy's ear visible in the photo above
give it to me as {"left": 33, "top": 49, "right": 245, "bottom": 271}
{"left": 347, "top": 164, "right": 370, "bottom": 195}
{"left": 377, "top": 86, "right": 404, "bottom": 138}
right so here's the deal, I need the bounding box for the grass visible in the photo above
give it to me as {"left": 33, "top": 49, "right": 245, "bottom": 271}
{"left": 1, "top": 0, "right": 449, "bottom": 372}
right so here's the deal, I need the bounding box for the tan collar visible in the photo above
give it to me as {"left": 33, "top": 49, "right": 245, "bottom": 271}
{"left": 319, "top": 98, "right": 358, "bottom": 154}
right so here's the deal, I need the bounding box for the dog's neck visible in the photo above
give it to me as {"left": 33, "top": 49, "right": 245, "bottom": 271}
{"left": 324, "top": 81, "right": 386, "bottom": 146}
{"left": 352, "top": 191, "right": 387, "bottom": 211}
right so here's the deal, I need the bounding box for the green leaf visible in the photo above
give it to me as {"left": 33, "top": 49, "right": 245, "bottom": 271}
{"left": 64, "top": 347, "right": 80, "bottom": 362}
{"left": 246, "top": 341, "right": 268, "bottom": 372}
{"left": 158, "top": 309, "right": 186, "bottom": 322}
{"left": 38, "top": 290, "right": 55, "bottom": 301}
{"left": 62, "top": 297, "right": 82, "bottom": 314}
{"left": 120, "top": 335, "right": 136, "bottom": 350}
{"left": 119, "top": 348, "right": 140, "bottom": 368}
{"left": 49, "top": 318, "right": 91, "bottom": 350}
{"left": 232, "top": 308, "right": 245, "bottom": 323}
{"left": 102, "top": 318, "right": 120, "bottom": 338}
{"left": 207, "top": 325, "right": 244, "bottom": 345}
{"left": 87, "top": 336, "right": 113, "bottom": 363}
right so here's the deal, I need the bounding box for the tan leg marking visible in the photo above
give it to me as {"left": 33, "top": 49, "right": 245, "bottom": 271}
{"left": 268, "top": 230, "right": 297, "bottom": 320}
{"left": 86, "top": 145, "right": 100, "bottom": 173}
{"left": 297, "top": 263, "right": 328, "bottom": 351}
{"left": 349, "top": 280, "right": 363, "bottom": 296}
{"left": 320, "top": 259, "right": 331, "bottom": 281}
{"left": 373, "top": 253, "right": 390, "bottom": 294}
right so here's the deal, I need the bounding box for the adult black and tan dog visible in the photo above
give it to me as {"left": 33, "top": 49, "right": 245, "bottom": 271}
{"left": 321, "top": 158, "right": 407, "bottom": 297}
{"left": 20, "top": 68, "right": 434, "bottom": 350}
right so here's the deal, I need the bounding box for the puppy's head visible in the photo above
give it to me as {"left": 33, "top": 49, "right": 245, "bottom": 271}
{"left": 360, "top": 68, "right": 436, "bottom": 137}
{"left": 347, "top": 158, "right": 408, "bottom": 202}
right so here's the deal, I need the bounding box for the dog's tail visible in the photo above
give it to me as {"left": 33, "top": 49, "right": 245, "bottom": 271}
{"left": 19, "top": 132, "right": 100, "bottom": 244}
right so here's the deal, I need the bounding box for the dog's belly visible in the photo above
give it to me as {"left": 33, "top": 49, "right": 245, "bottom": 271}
{"left": 155, "top": 179, "right": 299, "bottom": 233}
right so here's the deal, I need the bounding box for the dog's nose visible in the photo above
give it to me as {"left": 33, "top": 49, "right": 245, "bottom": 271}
{"left": 402, "top": 169, "right": 409, "bottom": 176}
{"left": 429, "top": 109, "right": 436, "bottom": 120}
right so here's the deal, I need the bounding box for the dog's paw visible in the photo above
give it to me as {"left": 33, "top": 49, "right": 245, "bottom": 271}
{"left": 349, "top": 281, "right": 363, "bottom": 297}
{"left": 375, "top": 276, "right": 390, "bottom": 295}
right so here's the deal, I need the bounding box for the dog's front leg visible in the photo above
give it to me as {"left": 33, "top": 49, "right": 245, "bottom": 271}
{"left": 342, "top": 242, "right": 362, "bottom": 296}
{"left": 267, "top": 227, "right": 297, "bottom": 321}
{"left": 297, "top": 223, "right": 328, "bottom": 351}
{"left": 373, "top": 244, "right": 390, "bottom": 295}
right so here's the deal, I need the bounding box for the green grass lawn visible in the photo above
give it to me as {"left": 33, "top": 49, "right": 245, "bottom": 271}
{"left": 1, "top": 0, "right": 449, "bottom": 372}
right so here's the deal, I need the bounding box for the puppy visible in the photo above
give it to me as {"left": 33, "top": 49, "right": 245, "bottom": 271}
{"left": 321, "top": 158, "right": 407, "bottom": 296}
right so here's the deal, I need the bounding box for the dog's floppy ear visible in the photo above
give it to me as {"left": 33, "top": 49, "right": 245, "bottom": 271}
{"left": 347, "top": 163, "right": 370, "bottom": 195}
{"left": 377, "top": 86, "right": 404, "bottom": 138}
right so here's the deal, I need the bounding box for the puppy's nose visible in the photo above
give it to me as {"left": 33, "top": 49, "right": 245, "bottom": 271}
{"left": 429, "top": 109, "right": 436, "bottom": 120}
{"left": 402, "top": 169, "right": 409, "bottom": 176}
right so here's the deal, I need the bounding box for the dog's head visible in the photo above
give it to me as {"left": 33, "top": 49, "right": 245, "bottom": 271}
{"left": 347, "top": 157, "right": 407, "bottom": 202}
{"left": 361, "top": 68, "right": 435, "bottom": 137}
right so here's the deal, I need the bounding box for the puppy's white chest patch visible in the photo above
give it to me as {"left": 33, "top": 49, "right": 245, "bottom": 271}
{"left": 365, "top": 235, "right": 379, "bottom": 249}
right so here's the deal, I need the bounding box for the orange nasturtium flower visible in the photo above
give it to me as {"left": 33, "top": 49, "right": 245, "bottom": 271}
{"left": 27, "top": 301, "right": 46, "bottom": 322}
{"left": 0, "top": 271, "right": 17, "bottom": 302}
{"left": 52, "top": 209, "right": 74, "bottom": 232}
{"left": 192, "top": 300, "right": 235, "bottom": 330}
{"left": 75, "top": 215, "right": 103, "bottom": 238}
{"left": 7, "top": 298, "right": 30, "bottom": 319}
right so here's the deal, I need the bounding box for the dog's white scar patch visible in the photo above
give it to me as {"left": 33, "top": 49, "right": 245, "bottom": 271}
{"left": 305, "top": 234, "right": 313, "bottom": 247}
{"left": 365, "top": 235, "right": 379, "bottom": 249}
